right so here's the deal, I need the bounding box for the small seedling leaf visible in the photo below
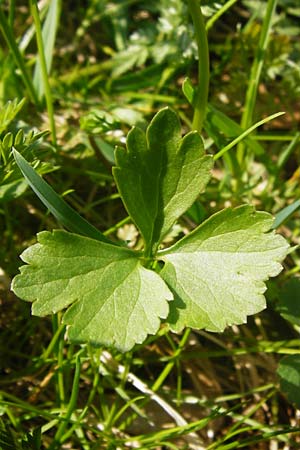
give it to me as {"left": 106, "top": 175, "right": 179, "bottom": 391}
{"left": 113, "top": 107, "right": 213, "bottom": 254}
{"left": 12, "top": 230, "right": 173, "bottom": 351}
{"left": 160, "top": 205, "right": 289, "bottom": 332}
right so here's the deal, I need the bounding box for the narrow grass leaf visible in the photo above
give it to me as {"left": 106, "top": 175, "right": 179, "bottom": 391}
{"left": 206, "top": 104, "right": 265, "bottom": 156}
{"left": 30, "top": 0, "right": 57, "bottom": 144}
{"left": 12, "top": 149, "right": 111, "bottom": 243}
{"left": 182, "top": 78, "right": 265, "bottom": 156}
{"left": 33, "top": 0, "right": 61, "bottom": 98}
{"left": 187, "top": 0, "right": 209, "bottom": 132}
{"left": 237, "top": 0, "right": 278, "bottom": 164}
{"left": 206, "top": 0, "right": 239, "bottom": 30}
{"left": 272, "top": 199, "right": 300, "bottom": 229}
{"left": 214, "top": 112, "right": 285, "bottom": 160}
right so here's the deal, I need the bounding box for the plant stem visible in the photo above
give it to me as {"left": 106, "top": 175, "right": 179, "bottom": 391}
{"left": 187, "top": 0, "right": 209, "bottom": 133}
{"left": 151, "top": 328, "right": 191, "bottom": 392}
{"left": 206, "top": 0, "right": 239, "bottom": 31}
{"left": 237, "top": 0, "right": 278, "bottom": 164}
{"left": 8, "top": 0, "right": 16, "bottom": 29}
{"left": 214, "top": 111, "right": 284, "bottom": 161}
{"left": 52, "top": 314, "right": 66, "bottom": 408}
{"left": 50, "top": 354, "right": 82, "bottom": 449}
{"left": 30, "top": 0, "right": 57, "bottom": 145}
{"left": 42, "top": 323, "right": 66, "bottom": 361}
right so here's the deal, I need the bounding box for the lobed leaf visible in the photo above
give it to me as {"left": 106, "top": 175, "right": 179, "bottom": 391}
{"left": 113, "top": 107, "right": 213, "bottom": 255}
{"left": 12, "top": 231, "right": 173, "bottom": 352}
{"left": 160, "top": 205, "right": 289, "bottom": 332}
{"left": 11, "top": 107, "right": 290, "bottom": 352}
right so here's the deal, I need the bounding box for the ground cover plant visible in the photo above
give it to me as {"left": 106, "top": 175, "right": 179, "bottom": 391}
{"left": 0, "top": 0, "right": 300, "bottom": 449}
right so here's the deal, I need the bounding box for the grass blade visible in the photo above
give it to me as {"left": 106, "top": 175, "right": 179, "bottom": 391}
{"left": 30, "top": 0, "right": 57, "bottom": 145}
{"left": 206, "top": 0, "right": 239, "bottom": 31}
{"left": 13, "top": 149, "right": 113, "bottom": 244}
{"left": 206, "top": 104, "right": 265, "bottom": 156}
{"left": 237, "top": 0, "right": 278, "bottom": 164}
{"left": 214, "top": 112, "right": 285, "bottom": 160}
{"left": 187, "top": 0, "right": 209, "bottom": 132}
{"left": 33, "top": 0, "right": 61, "bottom": 99}
{"left": 272, "top": 200, "right": 300, "bottom": 229}
{"left": 183, "top": 77, "right": 265, "bottom": 155}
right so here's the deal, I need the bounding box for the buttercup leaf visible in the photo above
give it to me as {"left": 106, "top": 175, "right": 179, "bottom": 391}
{"left": 113, "top": 107, "right": 213, "bottom": 255}
{"left": 12, "top": 230, "right": 173, "bottom": 351}
{"left": 11, "top": 108, "right": 289, "bottom": 352}
{"left": 160, "top": 205, "right": 289, "bottom": 332}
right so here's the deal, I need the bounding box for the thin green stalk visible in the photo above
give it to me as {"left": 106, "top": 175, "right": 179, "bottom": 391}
{"left": 52, "top": 314, "right": 65, "bottom": 408}
{"left": 0, "top": 393, "right": 58, "bottom": 421}
{"left": 237, "top": 0, "right": 278, "bottom": 164}
{"left": 50, "top": 354, "right": 82, "bottom": 449}
{"left": 0, "top": 8, "right": 38, "bottom": 104}
{"left": 211, "top": 389, "right": 277, "bottom": 449}
{"left": 206, "top": 0, "right": 239, "bottom": 31}
{"left": 30, "top": 0, "right": 57, "bottom": 145}
{"left": 60, "top": 369, "right": 101, "bottom": 443}
{"left": 103, "top": 215, "right": 131, "bottom": 236}
{"left": 151, "top": 328, "right": 191, "bottom": 392}
{"left": 187, "top": 0, "right": 209, "bottom": 132}
{"left": 156, "top": 338, "right": 300, "bottom": 361}
{"left": 42, "top": 323, "right": 66, "bottom": 361}
{"left": 8, "top": 0, "right": 16, "bottom": 29}
{"left": 254, "top": 134, "right": 296, "bottom": 141}
{"left": 57, "top": 332, "right": 66, "bottom": 406}
{"left": 214, "top": 111, "right": 284, "bottom": 161}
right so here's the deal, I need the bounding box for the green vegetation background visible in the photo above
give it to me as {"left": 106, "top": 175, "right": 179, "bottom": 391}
{"left": 0, "top": 0, "right": 300, "bottom": 448}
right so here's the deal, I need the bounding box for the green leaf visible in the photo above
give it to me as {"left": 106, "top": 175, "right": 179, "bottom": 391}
{"left": 277, "top": 278, "right": 300, "bottom": 326}
{"left": 159, "top": 205, "right": 289, "bottom": 332}
{"left": 12, "top": 231, "right": 173, "bottom": 352}
{"left": 182, "top": 78, "right": 265, "bottom": 156}
{"left": 113, "top": 107, "right": 213, "bottom": 255}
{"left": 33, "top": 0, "right": 61, "bottom": 99}
{"left": 277, "top": 355, "right": 300, "bottom": 408}
{"left": 205, "top": 104, "right": 265, "bottom": 156}
{"left": 13, "top": 149, "right": 112, "bottom": 244}
{"left": 272, "top": 199, "right": 300, "bottom": 229}
{"left": 0, "top": 98, "right": 26, "bottom": 134}
{"left": 0, "top": 179, "right": 28, "bottom": 202}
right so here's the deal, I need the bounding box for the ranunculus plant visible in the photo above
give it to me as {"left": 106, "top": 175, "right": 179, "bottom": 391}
{"left": 11, "top": 107, "right": 289, "bottom": 351}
